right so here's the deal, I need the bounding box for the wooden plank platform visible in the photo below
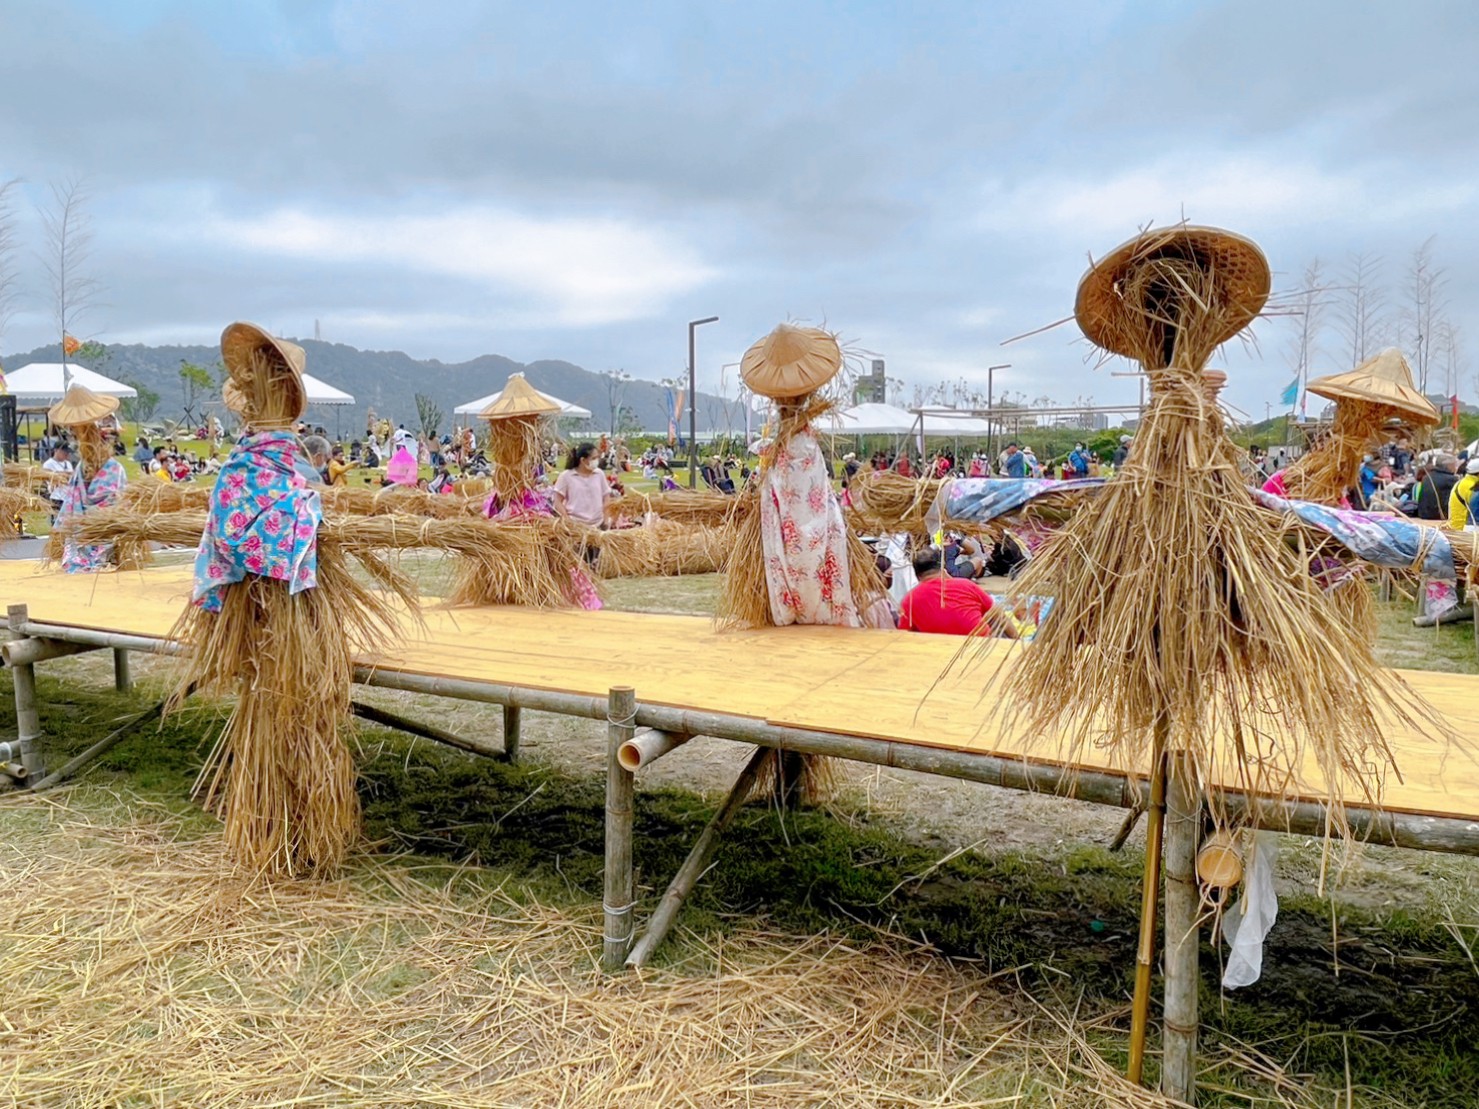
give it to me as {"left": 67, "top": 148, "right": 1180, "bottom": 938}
{"left": 3, "top": 561, "right": 1477, "bottom": 824}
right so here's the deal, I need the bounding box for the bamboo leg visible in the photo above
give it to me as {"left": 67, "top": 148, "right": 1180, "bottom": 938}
{"left": 1127, "top": 722, "right": 1169, "bottom": 1085}
{"left": 29, "top": 696, "right": 174, "bottom": 791}
{"left": 503, "top": 704, "right": 522, "bottom": 764}
{"left": 350, "top": 700, "right": 502, "bottom": 759}
{"left": 113, "top": 648, "right": 131, "bottom": 692}
{"left": 1162, "top": 749, "right": 1202, "bottom": 1104}
{"left": 602, "top": 687, "right": 637, "bottom": 972}
{"left": 626, "top": 744, "right": 771, "bottom": 969}
{"left": 10, "top": 660, "right": 44, "bottom": 783}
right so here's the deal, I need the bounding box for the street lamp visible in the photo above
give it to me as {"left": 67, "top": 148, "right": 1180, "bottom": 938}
{"left": 687, "top": 316, "right": 719, "bottom": 488}
{"left": 986, "top": 363, "right": 1010, "bottom": 459}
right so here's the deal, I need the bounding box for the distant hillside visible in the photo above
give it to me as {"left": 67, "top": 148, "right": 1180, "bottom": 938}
{"left": 0, "top": 339, "right": 748, "bottom": 438}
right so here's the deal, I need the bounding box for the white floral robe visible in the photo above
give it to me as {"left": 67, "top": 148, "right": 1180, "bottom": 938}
{"left": 758, "top": 428, "right": 859, "bottom": 627}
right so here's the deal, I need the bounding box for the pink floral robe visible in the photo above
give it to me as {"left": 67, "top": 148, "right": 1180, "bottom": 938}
{"left": 758, "top": 428, "right": 858, "bottom": 627}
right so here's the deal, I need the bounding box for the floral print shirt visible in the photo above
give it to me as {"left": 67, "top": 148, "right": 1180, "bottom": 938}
{"left": 758, "top": 427, "right": 858, "bottom": 627}
{"left": 57, "top": 458, "right": 127, "bottom": 573}
{"left": 192, "top": 430, "right": 322, "bottom": 612}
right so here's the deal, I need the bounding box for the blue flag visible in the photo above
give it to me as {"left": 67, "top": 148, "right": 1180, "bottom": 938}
{"left": 1279, "top": 377, "right": 1299, "bottom": 407}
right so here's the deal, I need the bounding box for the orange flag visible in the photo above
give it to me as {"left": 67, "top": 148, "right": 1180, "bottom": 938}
{"left": 62, "top": 334, "right": 81, "bottom": 355}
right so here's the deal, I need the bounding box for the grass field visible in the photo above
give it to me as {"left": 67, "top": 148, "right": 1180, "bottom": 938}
{"left": 0, "top": 579, "right": 1475, "bottom": 1106}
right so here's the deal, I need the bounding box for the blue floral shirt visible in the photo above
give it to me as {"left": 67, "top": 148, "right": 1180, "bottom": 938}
{"left": 192, "top": 430, "right": 322, "bottom": 612}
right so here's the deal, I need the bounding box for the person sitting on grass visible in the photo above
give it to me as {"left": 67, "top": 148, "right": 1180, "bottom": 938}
{"left": 897, "top": 547, "right": 1017, "bottom": 638}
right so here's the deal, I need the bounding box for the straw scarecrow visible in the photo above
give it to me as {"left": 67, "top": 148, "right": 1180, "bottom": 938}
{"left": 45, "top": 384, "right": 130, "bottom": 570}
{"left": 1269, "top": 349, "right": 1439, "bottom": 634}
{"left": 1274, "top": 349, "right": 1437, "bottom": 505}
{"left": 169, "top": 323, "right": 412, "bottom": 877}
{"left": 715, "top": 323, "right": 886, "bottom": 804}
{"left": 998, "top": 227, "right": 1441, "bottom": 1100}
{"left": 445, "top": 373, "right": 601, "bottom": 609}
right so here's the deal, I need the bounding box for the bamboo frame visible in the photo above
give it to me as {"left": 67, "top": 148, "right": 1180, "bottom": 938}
{"left": 10, "top": 616, "right": 1479, "bottom": 855}
{"left": 603, "top": 687, "right": 637, "bottom": 971}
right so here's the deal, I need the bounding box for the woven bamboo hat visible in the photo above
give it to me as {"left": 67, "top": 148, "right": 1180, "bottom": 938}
{"left": 1307, "top": 348, "right": 1439, "bottom": 426}
{"left": 1075, "top": 226, "right": 1271, "bottom": 359}
{"left": 221, "top": 322, "right": 307, "bottom": 418}
{"left": 48, "top": 383, "right": 119, "bottom": 427}
{"left": 479, "top": 373, "right": 561, "bottom": 421}
{"left": 740, "top": 324, "right": 842, "bottom": 399}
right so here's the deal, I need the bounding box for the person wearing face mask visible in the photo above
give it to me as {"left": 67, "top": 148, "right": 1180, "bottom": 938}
{"left": 552, "top": 441, "right": 613, "bottom": 527}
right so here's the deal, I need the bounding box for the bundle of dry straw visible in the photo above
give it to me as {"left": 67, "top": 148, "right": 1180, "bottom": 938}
{"left": 590, "top": 522, "right": 726, "bottom": 579}
{"left": 845, "top": 471, "right": 942, "bottom": 537}
{"left": 606, "top": 488, "right": 744, "bottom": 529}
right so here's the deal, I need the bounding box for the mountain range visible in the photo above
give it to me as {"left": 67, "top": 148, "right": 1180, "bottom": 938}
{"left": 0, "top": 339, "right": 749, "bottom": 439}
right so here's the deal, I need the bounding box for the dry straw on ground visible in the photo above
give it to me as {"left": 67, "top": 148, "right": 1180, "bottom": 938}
{"left": 0, "top": 799, "right": 1351, "bottom": 1108}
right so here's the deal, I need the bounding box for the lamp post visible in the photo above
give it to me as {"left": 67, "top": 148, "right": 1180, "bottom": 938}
{"left": 688, "top": 316, "right": 719, "bottom": 488}
{"left": 986, "top": 363, "right": 1010, "bottom": 460}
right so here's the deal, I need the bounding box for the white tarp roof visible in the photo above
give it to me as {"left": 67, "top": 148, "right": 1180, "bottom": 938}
{"left": 915, "top": 408, "right": 992, "bottom": 436}
{"left": 301, "top": 372, "right": 355, "bottom": 406}
{"left": 5, "top": 363, "right": 138, "bottom": 404}
{"left": 820, "top": 402, "right": 917, "bottom": 436}
{"left": 454, "top": 384, "right": 592, "bottom": 420}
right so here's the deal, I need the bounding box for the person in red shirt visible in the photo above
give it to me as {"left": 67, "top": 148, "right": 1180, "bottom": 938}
{"left": 898, "top": 548, "right": 1017, "bottom": 637}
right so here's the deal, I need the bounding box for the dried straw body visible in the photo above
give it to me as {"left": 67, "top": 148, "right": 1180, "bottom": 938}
{"left": 1280, "top": 400, "right": 1391, "bottom": 504}
{"left": 318, "top": 485, "right": 483, "bottom": 520}
{"left": 120, "top": 480, "right": 211, "bottom": 514}
{"left": 487, "top": 415, "right": 543, "bottom": 502}
{"left": 1001, "top": 254, "right": 1443, "bottom": 829}
{"left": 170, "top": 544, "right": 407, "bottom": 877}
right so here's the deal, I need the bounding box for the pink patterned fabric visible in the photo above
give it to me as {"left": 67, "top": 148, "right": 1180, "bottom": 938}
{"left": 57, "top": 458, "right": 127, "bottom": 573}
{"left": 758, "top": 427, "right": 858, "bottom": 627}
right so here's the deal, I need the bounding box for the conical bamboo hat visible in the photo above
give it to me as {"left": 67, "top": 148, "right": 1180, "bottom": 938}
{"left": 48, "top": 383, "right": 119, "bottom": 426}
{"left": 1075, "top": 225, "right": 1271, "bottom": 360}
{"left": 1307, "top": 348, "right": 1439, "bottom": 425}
{"left": 479, "top": 374, "right": 561, "bottom": 421}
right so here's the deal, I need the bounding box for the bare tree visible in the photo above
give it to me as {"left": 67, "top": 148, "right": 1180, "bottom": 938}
{"left": 1435, "top": 320, "right": 1464, "bottom": 401}
{"left": 0, "top": 178, "right": 21, "bottom": 354}
{"left": 1335, "top": 252, "right": 1387, "bottom": 368}
{"left": 39, "top": 179, "right": 100, "bottom": 384}
{"left": 1286, "top": 259, "right": 1329, "bottom": 413}
{"left": 1399, "top": 237, "right": 1446, "bottom": 394}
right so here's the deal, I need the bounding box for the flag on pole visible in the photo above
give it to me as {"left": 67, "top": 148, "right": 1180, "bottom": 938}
{"left": 62, "top": 334, "right": 81, "bottom": 356}
{"left": 1279, "top": 377, "right": 1299, "bottom": 407}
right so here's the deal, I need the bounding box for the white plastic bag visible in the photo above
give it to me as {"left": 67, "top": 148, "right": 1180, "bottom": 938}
{"left": 1221, "top": 833, "right": 1278, "bottom": 989}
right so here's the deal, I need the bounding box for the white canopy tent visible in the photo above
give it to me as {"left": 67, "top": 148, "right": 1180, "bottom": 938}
{"left": 301, "top": 372, "right": 355, "bottom": 406}
{"left": 455, "top": 384, "right": 592, "bottom": 420}
{"left": 915, "top": 408, "right": 992, "bottom": 436}
{"left": 5, "top": 363, "right": 138, "bottom": 406}
{"left": 819, "top": 403, "right": 917, "bottom": 436}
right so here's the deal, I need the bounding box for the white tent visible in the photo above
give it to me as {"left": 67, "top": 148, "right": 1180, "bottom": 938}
{"left": 454, "top": 384, "right": 592, "bottom": 420}
{"left": 301, "top": 372, "right": 355, "bottom": 406}
{"left": 5, "top": 363, "right": 138, "bottom": 406}
{"left": 916, "top": 409, "right": 992, "bottom": 436}
{"left": 819, "top": 402, "right": 917, "bottom": 436}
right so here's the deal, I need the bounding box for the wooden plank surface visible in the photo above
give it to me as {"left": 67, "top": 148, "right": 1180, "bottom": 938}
{"left": 3, "top": 561, "right": 1477, "bottom": 822}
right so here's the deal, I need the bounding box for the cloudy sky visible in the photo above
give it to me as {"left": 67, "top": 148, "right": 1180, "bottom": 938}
{"left": 1, "top": 0, "right": 1475, "bottom": 414}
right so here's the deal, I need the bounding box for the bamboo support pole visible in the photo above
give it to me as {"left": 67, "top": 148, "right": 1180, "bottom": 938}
{"left": 618, "top": 728, "right": 692, "bottom": 772}
{"left": 1126, "top": 725, "right": 1168, "bottom": 1086}
{"left": 11, "top": 622, "right": 1479, "bottom": 855}
{"left": 112, "top": 649, "right": 131, "bottom": 693}
{"left": 602, "top": 686, "right": 637, "bottom": 972}
{"left": 1162, "top": 749, "right": 1202, "bottom": 1104}
{"left": 349, "top": 700, "right": 503, "bottom": 759}
{"left": 29, "top": 695, "right": 176, "bottom": 791}
{"left": 626, "top": 744, "right": 772, "bottom": 969}
{"left": 0, "top": 637, "right": 100, "bottom": 666}
{"left": 502, "top": 705, "right": 522, "bottom": 764}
